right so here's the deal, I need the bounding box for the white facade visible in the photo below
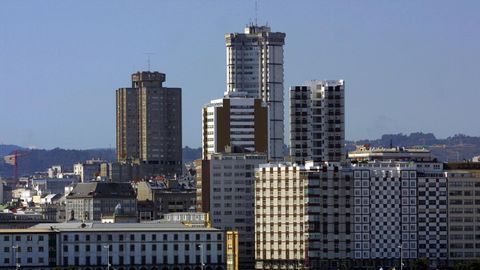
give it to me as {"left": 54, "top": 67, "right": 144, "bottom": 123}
{"left": 0, "top": 222, "right": 226, "bottom": 269}
{"left": 0, "top": 230, "right": 51, "bottom": 268}
{"left": 351, "top": 160, "right": 448, "bottom": 266}
{"left": 208, "top": 153, "right": 267, "bottom": 268}
{"left": 226, "top": 25, "right": 285, "bottom": 161}
{"left": 353, "top": 164, "right": 418, "bottom": 260}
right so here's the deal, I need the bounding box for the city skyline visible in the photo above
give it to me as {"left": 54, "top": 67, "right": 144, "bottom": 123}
{"left": 1, "top": 1, "right": 479, "bottom": 149}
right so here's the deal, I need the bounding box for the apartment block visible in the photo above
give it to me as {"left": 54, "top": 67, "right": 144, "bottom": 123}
{"left": 196, "top": 152, "right": 267, "bottom": 269}
{"left": 226, "top": 25, "right": 285, "bottom": 160}
{"left": 290, "top": 80, "right": 345, "bottom": 164}
{"left": 116, "top": 71, "right": 182, "bottom": 177}
{"left": 202, "top": 93, "right": 268, "bottom": 159}
{"left": 350, "top": 155, "right": 448, "bottom": 269}
{"left": 445, "top": 163, "right": 480, "bottom": 264}
{"left": 255, "top": 162, "right": 352, "bottom": 270}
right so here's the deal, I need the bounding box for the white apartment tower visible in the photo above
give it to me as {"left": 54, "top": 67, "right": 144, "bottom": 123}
{"left": 226, "top": 25, "right": 286, "bottom": 161}
{"left": 290, "top": 80, "right": 345, "bottom": 164}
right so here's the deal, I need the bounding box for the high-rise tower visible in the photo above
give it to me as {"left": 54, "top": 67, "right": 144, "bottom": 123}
{"left": 290, "top": 80, "right": 345, "bottom": 163}
{"left": 201, "top": 92, "right": 268, "bottom": 159}
{"left": 226, "top": 25, "right": 286, "bottom": 161}
{"left": 116, "top": 71, "right": 182, "bottom": 177}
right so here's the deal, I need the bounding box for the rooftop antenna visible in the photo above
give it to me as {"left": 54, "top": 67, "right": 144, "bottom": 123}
{"left": 144, "top": 52, "right": 155, "bottom": 71}
{"left": 255, "top": 0, "right": 258, "bottom": 25}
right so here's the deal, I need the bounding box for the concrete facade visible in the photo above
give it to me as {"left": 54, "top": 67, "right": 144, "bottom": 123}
{"left": 0, "top": 222, "right": 226, "bottom": 269}
{"left": 226, "top": 25, "right": 285, "bottom": 161}
{"left": 202, "top": 93, "right": 268, "bottom": 160}
{"left": 254, "top": 162, "right": 353, "bottom": 270}
{"left": 196, "top": 152, "right": 267, "bottom": 269}
{"left": 65, "top": 182, "right": 137, "bottom": 221}
{"left": 116, "top": 71, "right": 182, "bottom": 178}
{"left": 290, "top": 80, "right": 345, "bottom": 164}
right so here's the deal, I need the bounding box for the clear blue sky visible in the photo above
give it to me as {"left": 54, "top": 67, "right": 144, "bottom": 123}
{"left": 0, "top": 1, "right": 479, "bottom": 149}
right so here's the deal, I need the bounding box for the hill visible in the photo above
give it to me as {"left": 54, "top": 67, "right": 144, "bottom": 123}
{"left": 347, "top": 132, "right": 480, "bottom": 162}
{"left": 0, "top": 145, "right": 202, "bottom": 178}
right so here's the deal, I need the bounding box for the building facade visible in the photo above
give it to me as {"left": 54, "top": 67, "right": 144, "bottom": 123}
{"left": 65, "top": 182, "right": 137, "bottom": 221}
{"left": 0, "top": 222, "right": 227, "bottom": 270}
{"left": 445, "top": 163, "right": 480, "bottom": 265}
{"left": 226, "top": 25, "right": 285, "bottom": 161}
{"left": 136, "top": 181, "right": 196, "bottom": 220}
{"left": 290, "top": 80, "right": 345, "bottom": 164}
{"left": 196, "top": 152, "right": 267, "bottom": 269}
{"left": 202, "top": 93, "right": 268, "bottom": 159}
{"left": 116, "top": 71, "right": 182, "bottom": 177}
{"left": 255, "top": 162, "right": 353, "bottom": 270}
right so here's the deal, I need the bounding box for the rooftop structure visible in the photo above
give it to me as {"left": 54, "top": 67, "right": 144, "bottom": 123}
{"left": 348, "top": 145, "right": 434, "bottom": 162}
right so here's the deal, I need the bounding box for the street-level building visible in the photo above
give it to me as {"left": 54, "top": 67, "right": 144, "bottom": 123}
{"left": 136, "top": 181, "right": 196, "bottom": 220}
{"left": 0, "top": 221, "right": 227, "bottom": 270}
{"left": 65, "top": 182, "right": 137, "bottom": 221}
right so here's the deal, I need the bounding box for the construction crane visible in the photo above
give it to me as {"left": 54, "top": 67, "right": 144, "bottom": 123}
{"left": 3, "top": 150, "right": 28, "bottom": 182}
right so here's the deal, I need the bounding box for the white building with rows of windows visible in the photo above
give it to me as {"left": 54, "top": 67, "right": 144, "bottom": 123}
{"left": 0, "top": 221, "right": 226, "bottom": 270}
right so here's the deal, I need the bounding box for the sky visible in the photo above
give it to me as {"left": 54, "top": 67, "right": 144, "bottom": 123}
{"left": 0, "top": 1, "right": 479, "bottom": 149}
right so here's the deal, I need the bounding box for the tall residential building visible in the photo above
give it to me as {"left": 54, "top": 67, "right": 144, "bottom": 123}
{"left": 202, "top": 92, "right": 268, "bottom": 159}
{"left": 226, "top": 25, "right": 286, "bottom": 160}
{"left": 196, "top": 152, "right": 267, "bottom": 269}
{"left": 290, "top": 80, "right": 345, "bottom": 164}
{"left": 255, "top": 162, "right": 353, "bottom": 270}
{"left": 116, "top": 71, "right": 182, "bottom": 177}
{"left": 350, "top": 148, "right": 448, "bottom": 269}
{"left": 445, "top": 162, "right": 480, "bottom": 264}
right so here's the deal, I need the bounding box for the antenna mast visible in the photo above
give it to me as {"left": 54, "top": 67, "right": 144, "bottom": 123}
{"left": 144, "top": 52, "right": 155, "bottom": 71}
{"left": 255, "top": 0, "right": 258, "bottom": 25}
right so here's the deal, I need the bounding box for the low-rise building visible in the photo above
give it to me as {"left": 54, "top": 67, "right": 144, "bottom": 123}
{"left": 0, "top": 221, "right": 227, "bottom": 269}
{"left": 66, "top": 182, "right": 137, "bottom": 221}
{"left": 136, "top": 181, "right": 195, "bottom": 220}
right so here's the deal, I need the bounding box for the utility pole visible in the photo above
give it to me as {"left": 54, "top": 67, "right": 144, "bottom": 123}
{"left": 198, "top": 244, "right": 204, "bottom": 270}
{"left": 104, "top": 244, "right": 111, "bottom": 270}
{"left": 398, "top": 244, "right": 403, "bottom": 270}
{"left": 12, "top": 245, "right": 19, "bottom": 270}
